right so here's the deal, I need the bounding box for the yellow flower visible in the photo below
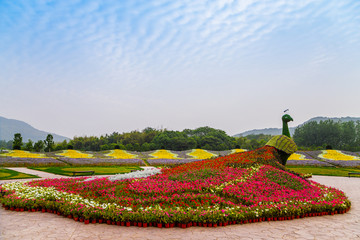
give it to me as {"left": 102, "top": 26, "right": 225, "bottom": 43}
{"left": 231, "top": 149, "right": 247, "bottom": 154}
{"left": 106, "top": 150, "right": 137, "bottom": 159}
{"left": 57, "top": 150, "right": 93, "bottom": 158}
{"left": 288, "top": 153, "right": 307, "bottom": 160}
{"left": 149, "top": 149, "right": 180, "bottom": 159}
{"left": 187, "top": 149, "right": 217, "bottom": 159}
{"left": 319, "top": 150, "right": 360, "bottom": 161}
{"left": 1, "top": 150, "right": 47, "bottom": 158}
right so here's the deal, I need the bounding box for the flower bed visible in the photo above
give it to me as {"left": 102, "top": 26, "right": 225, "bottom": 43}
{"left": 57, "top": 158, "right": 145, "bottom": 166}
{"left": 149, "top": 150, "right": 180, "bottom": 159}
{"left": 319, "top": 160, "right": 360, "bottom": 167}
{"left": 106, "top": 150, "right": 138, "bottom": 159}
{"left": 231, "top": 149, "right": 247, "bottom": 154}
{"left": 147, "top": 158, "right": 203, "bottom": 166}
{"left": 0, "top": 146, "right": 351, "bottom": 228}
{"left": 309, "top": 150, "right": 360, "bottom": 167}
{"left": 319, "top": 150, "right": 360, "bottom": 161}
{"left": 187, "top": 149, "right": 217, "bottom": 159}
{"left": 287, "top": 151, "right": 331, "bottom": 166}
{"left": 56, "top": 150, "right": 93, "bottom": 158}
{"left": 0, "top": 157, "right": 67, "bottom": 167}
{"left": 0, "top": 150, "right": 47, "bottom": 158}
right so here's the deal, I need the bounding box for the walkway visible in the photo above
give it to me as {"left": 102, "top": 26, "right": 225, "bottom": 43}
{"left": 1, "top": 176, "right": 360, "bottom": 239}
{"left": 0, "top": 166, "right": 158, "bottom": 184}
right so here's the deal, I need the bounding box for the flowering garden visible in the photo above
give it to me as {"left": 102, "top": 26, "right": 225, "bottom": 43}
{"left": 2, "top": 149, "right": 360, "bottom": 168}
{"left": 0, "top": 146, "right": 351, "bottom": 228}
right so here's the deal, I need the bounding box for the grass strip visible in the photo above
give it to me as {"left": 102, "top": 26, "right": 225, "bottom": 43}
{"left": 0, "top": 168, "right": 39, "bottom": 180}
{"left": 287, "top": 165, "right": 360, "bottom": 177}
{"left": 29, "top": 166, "right": 142, "bottom": 176}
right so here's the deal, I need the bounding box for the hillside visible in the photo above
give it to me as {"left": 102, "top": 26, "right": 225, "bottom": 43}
{"left": 0, "top": 116, "right": 70, "bottom": 142}
{"left": 234, "top": 116, "right": 360, "bottom": 137}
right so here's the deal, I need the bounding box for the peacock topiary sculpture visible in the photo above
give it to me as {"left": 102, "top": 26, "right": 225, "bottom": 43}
{"left": 265, "top": 114, "right": 297, "bottom": 165}
{"left": 228, "top": 113, "right": 297, "bottom": 170}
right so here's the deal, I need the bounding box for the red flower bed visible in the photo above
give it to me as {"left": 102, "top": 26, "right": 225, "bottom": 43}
{"left": 0, "top": 146, "right": 351, "bottom": 227}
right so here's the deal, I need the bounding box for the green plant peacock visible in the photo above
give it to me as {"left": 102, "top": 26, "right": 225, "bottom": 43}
{"left": 230, "top": 114, "right": 297, "bottom": 169}
{"left": 265, "top": 114, "right": 297, "bottom": 165}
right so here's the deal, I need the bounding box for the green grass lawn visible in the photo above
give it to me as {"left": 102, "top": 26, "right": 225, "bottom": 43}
{"left": 287, "top": 165, "right": 360, "bottom": 177}
{"left": 0, "top": 168, "right": 39, "bottom": 180}
{"left": 29, "top": 166, "right": 142, "bottom": 176}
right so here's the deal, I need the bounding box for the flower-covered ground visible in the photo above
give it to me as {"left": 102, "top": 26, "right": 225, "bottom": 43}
{"left": 287, "top": 151, "right": 332, "bottom": 166}
{"left": 187, "top": 149, "right": 217, "bottom": 159}
{"left": 319, "top": 150, "right": 360, "bottom": 161}
{"left": 149, "top": 150, "right": 180, "bottom": 159}
{"left": 57, "top": 150, "right": 93, "bottom": 158}
{"left": 0, "top": 146, "right": 351, "bottom": 228}
{"left": 311, "top": 150, "right": 360, "bottom": 167}
{"left": 106, "top": 150, "right": 138, "bottom": 159}
{"left": 1, "top": 150, "right": 47, "bottom": 158}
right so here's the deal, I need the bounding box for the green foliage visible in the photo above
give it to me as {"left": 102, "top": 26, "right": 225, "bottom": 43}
{"left": 12, "top": 133, "right": 23, "bottom": 150}
{"left": 54, "top": 140, "right": 68, "bottom": 151}
{"left": 294, "top": 120, "right": 360, "bottom": 151}
{"left": 44, "top": 134, "right": 55, "bottom": 152}
{"left": 168, "top": 168, "right": 220, "bottom": 182}
{"left": 151, "top": 130, "right": 197, "bottom": 150}
{"left": 33, "top": 140, "right": 45, "bottom": 152}
{"left": 234, "top": 135, "right": 270, "bottom": 150}
{"left": 66, "top": 126, "right": 238, "bottom": 151}
{"left": 24, "top": 139, "right": 34, "bottom": 151}
{"left": 0, "top": 168, "right": 39, "bottom": 180}
{"left": 0, "top": 140, "right": 12, "bottom": 149}
{"left": 282, "top": 114, "right": 293, "bottom": 137}
{"left": 29, "top": 166, "right": 141, "bottom": 176}
{"left": 287, "top": 166, "right": 360, "bottom": 177}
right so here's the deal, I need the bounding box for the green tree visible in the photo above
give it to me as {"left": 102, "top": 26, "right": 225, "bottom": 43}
{"left": 33, "top": 140, "right": 45, "bottom": 152}
{"left": 54, "top": 140, "right": 68, "bottom": 151}
{"left": 0, "top": 140, "right": 12, "bottom": 150}
{"left": 340, "top": 121, "right": 356, "bottom": 150}
{"left": 24, "top": 139, "right": 34, "bottom": 151}
{"left": 293, "top": 120, "right": 360, "bottom": 151}
{"left": 44, "top": 134, "right": 55, "bottom": 152}
{"left": 12, "top": 133, "right": 23, "bottom": 150}
{"left": 184, "top": 126, "right": 235, "bottom": 150}
{"left": 140, "top": 142, "right": 151, "bottom": 151}
{"left": 100, "top": 144, "right": 111, "bottom": 151}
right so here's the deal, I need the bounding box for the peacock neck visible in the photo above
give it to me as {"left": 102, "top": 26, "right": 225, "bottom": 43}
{"left": 282, "top": 121, "right": 291, "bottom": 138}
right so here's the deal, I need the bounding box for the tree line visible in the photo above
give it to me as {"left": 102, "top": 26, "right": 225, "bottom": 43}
{"left": 3, "top": 120, "right": 358, "bottom": 152}
{"left": 293, "top": 120, "right": 360, "bottom": 151}
{"left": 67, "top": 127, "right": 269, "bottom": 151}
{"left": 0, "top": 127, "right": 270, "bottom": 152}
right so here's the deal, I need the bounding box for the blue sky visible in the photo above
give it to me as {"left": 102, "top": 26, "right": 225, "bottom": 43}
{"left": 1, "top": 0, "right": 359, "bottom": 138}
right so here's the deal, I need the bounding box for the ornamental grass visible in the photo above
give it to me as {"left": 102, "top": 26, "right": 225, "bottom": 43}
{"left": 0, "top": 146, "right": 351, "bottom": 228}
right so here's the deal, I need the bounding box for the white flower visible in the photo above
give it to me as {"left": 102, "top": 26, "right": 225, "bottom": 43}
{"left": 108, "top": 168, "right": 161, "bottom": 181}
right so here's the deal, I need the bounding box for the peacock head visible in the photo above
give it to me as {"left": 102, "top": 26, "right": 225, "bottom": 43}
{"left": 282, "top": 114, "right": 293, "bottom": 123}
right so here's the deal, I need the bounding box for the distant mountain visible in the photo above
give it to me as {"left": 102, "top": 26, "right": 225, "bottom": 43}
{"left": 235, "top": 128, "right": 289, "bottom": 137}
{"left": 234, "top": 116, "right": 360, "bottom": 137}
{"left": 0, "top": 116, "right": 70, "bottom": 142}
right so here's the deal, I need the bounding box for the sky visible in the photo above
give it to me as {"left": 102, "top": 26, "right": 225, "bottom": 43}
{"left": 1, "top": 0, "right": 360, "bottom": 139}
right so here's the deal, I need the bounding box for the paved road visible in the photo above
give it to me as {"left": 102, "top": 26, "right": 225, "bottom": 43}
{"left": 0, "top": 175, "right": 360, "bottom": 240}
